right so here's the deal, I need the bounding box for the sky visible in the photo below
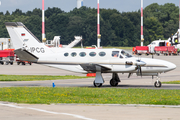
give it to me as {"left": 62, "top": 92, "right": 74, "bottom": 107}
{"left": 0, "top": 0, "right": 179, "bottom": 14}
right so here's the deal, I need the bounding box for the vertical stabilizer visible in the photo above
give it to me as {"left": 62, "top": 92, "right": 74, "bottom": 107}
{"left": 5, "top": 22, "right": 53, "bottom": 54}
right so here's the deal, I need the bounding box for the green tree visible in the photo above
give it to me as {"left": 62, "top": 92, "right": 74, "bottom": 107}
{"left": 144, "top": 17, "right": 164, "bottom": 42}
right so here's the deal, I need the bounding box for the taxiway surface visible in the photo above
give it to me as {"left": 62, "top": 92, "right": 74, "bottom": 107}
{"left": 0, "top": 55, "right": 180, "bottom": 120}
{"left": 0, "top": 55, "right": 180, "bottom": 89}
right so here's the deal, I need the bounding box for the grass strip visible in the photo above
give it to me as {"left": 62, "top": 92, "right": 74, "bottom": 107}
{"left": 163, "top": 81, "right": 180, "bottom": 84}
{"left": 0, "top": 75, "right": 87, "bottom": 81}
{"left": 0, "top": 87, "right": 180, "bottom": 105}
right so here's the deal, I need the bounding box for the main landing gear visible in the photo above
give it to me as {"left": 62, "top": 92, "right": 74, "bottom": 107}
{"left": 110, "top": 73, "right": 120, "bottom": 87}
{"left": 93, "top": 66, "right": 104, "bottom": 87}
{"left": 93, "top": 70, "right": 120, "bottom": 87}
{"left": 154, "top": 76, "right": 161, "bottom": 88}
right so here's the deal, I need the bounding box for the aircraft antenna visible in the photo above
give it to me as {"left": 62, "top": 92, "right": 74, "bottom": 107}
{"left": 97, "top": 0, "right": 101, "bottom": 48}
{"left": 42, "top": 0, "right": 46, "bottom": 43}
{"left": 141, "top": 0, "right": 144, "bottom": 46}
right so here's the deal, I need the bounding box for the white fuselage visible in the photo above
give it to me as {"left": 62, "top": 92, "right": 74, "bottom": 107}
{"left": 28, "top": 48, "right": 176, "bottom": 74}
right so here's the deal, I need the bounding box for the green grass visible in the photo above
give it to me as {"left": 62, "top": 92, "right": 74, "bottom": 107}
{"left": 0, "top": 87, "right": 180, "bottom": 105}
{"left": 163, "top": 81, "right": 180, "bottom": 84}
{"left": 0, "top": 75, "right": 88, "bottom": 81}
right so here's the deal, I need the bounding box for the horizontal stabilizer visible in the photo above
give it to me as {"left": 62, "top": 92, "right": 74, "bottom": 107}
{"left": 14, "top": 49, "right": 39, "bottom": 62}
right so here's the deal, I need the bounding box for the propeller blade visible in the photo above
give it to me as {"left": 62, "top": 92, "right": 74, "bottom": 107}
{"left": 128, "top": 73, "right": 132, "bottom": 78}
{"left": 140, "top": 66, "right": 142, "bottom": 77}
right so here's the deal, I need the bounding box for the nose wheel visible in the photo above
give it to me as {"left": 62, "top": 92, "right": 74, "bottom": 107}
{"left": 154, "top": 77, "right": 161, "bottom": 88}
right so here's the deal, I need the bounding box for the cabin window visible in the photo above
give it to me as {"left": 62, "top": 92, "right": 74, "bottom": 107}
{"left": 121, "top": 50, "right": 132, "bottom": 58}
{"left": 89, "top": 52, "right": 96, "bottom": 57}
{"left": 99, "top": 52, "right": 106, "bottom": 57}
{"left": 112, "top": 51, "right": 119, "bottom": 57}
{"left": 79, "top": 52, "right": 86, "bottom": 57}
{"left": 64, "top": 53, "right": 69, "bottom": 57}
{"left": 119, "top": 55, "right": 123, "bottom": 58}
{"left": 71, "top": 52, "right": 77, "bottom": 57}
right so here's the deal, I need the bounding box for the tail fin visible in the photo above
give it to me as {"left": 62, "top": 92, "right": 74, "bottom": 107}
{"left": 5, "top": 22, "right": 52, "bottom": 54}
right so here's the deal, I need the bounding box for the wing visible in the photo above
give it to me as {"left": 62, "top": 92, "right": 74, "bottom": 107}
{"left": 80, "top": 64, "right": 112, "bottom": 72}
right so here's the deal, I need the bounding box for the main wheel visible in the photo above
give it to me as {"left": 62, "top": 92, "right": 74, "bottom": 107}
{"left": 110, "top": 79, "right": 118, "bottom": 87}
{"left": 93, "top": 81, "right": 102, "bottom": 87}
{"left": 154, "top": 81, "right": 161, "bottom": 88}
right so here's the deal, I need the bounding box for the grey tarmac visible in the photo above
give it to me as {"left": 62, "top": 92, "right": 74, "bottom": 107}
{"left": 0, "top": 102, "right": 180, "bottom": 120}
{"left": 0, "top": 54, "right": 180, "bottom": 120}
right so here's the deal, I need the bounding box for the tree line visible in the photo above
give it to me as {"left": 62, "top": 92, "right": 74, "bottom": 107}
{"left": 0, "top": 3, "right": 179, "bottom": 47}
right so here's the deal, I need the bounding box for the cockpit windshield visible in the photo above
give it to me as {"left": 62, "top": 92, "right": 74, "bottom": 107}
{"left": 121, "top": 50, "right": 133, "bottom": 58}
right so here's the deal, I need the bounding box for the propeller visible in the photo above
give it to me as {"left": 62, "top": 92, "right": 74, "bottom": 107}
{"left": 128, "top": 73, "right": 132, "bottom": 78}
{"left": 136, "top": 60, "right": 146, "bottom": 77}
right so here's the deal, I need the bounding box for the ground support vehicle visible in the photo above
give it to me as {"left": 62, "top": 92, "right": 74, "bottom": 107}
{"left": 133, "top": 46, "right": 149, "bottom": 55}
{"left": 133, "top": 46, "right": 177, "bottom": 56}
{"left": 154, "top": 46, "right": 177, "bottom": 56}
{"left": 0, "top": 50, "right": 14, "bottom": 65}
{"left": 16, "top": 57, "right": 32, "bottom": 65}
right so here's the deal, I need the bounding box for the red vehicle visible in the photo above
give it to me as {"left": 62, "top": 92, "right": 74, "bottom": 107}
{"left": 133, "top": 46, "right": 149, "bottom": 55}
{"left": 154, "top": 46, "right": 177, "bottom": 56}
{"left": 16, "top": 57, "right": 32, "bottom": 65}
{"left": 133, "top": 46, "right": 177, "bottom": 56}
{"left": 0, "top": 50, "right": 14, "bottom": 65}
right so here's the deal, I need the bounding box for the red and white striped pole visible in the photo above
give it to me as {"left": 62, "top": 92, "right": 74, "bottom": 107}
{"left": 179, "top": 0, "right": 180, "bottom": 29}
{"left": 42, "top": 0, "right": 46, "bottom": 43}
{"left": 97, "top": 0, "right": 101, "bottom": 48}
{"left": 141, "top": 0, "right": 144, "bottom": 46}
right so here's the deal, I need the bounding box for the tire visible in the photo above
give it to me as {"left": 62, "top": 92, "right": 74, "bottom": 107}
{"left": 10, "top": 62, "right": 13, "bottom": 65}
{"left": 29, "top": 62, "right": 32, "bottom": 65}
{"left": 17, "top": 62, "right": 20, "bottom": 65}
{"left": 22, "top": 62, "right": 26, "bottom": 65}
{"left": 154, "top": 81, "right": 161, "bottom": 88}
{"left": 110, "top": 79, "right": 118, "bottom": 87}
{"left": 93, "top": 81, "right": 102, "bottom": 87}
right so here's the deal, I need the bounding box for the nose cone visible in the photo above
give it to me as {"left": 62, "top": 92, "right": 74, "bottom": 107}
{"left": 140, "top": 58, "right": 176, "bottom": 73}
{"left": 166, "top": 61, "right": 176, "bottom": 71}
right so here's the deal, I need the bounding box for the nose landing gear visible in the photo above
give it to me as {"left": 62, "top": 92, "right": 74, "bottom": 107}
{"left": 154, "top": 76, "right": 161, "bottom": 88}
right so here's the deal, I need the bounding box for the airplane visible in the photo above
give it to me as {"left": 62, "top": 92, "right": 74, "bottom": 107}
{"left": 5, "top": 22, "right": 176, "bottom": 88}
